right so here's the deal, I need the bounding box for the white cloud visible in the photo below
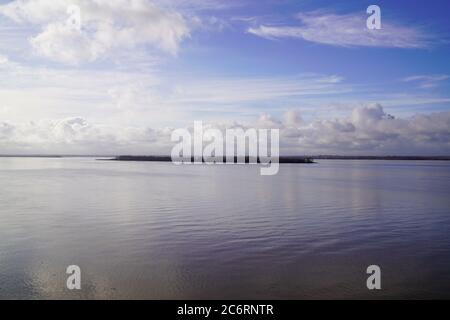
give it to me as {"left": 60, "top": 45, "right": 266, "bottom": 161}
{"left": 0, "top": 0, "right": 191, "bottom": 64}
{"left": 283, "top": 110, "right": 303, "bottom": 128}
{"left": 0, "top": 117, "right": 173, "bottom": 154}
{"left": 248, "top": 12, "right": 431, "bottom": 49}
{"left": 0, "top": 58, "right": 169, "bottom": 129}
{"left": 154, "top": 0, "right": 242, "bottom": 11}
{"left": 281, "top": 104, "right": 450, "bottom": 155}
{"left": 0, "top": 55, "right": 352, "bottom": 127}
{"left": 0, "top": 54, "right": 9, "bottom": 64}
{"left": 1, "top": 104, "right": 449, "bottom": 155}
{"left": 29, "top": 22, "right": 104, "bottom": 64}
{"left": 167, "top": 74, "right": 347, "bottom": 105}
{"left": 402, "top": 74, "right": 450, "bottom": 89}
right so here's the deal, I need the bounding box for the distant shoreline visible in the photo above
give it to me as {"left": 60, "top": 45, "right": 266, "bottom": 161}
{"left": 107, "top": 155, "right": 450, "bottom": 163}
{"left": 107, "top": 156, "right": 315, "bottom": 164}
{"left": 1, "top": 155, "right": 450, "bottom": 161}
{"left": 310, "top": 155, "right": 450, "bottom": 161}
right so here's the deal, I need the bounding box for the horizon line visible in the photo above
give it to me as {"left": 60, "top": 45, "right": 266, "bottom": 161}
{"left": 1, "top": 154, "right": 450, "bottom": 160}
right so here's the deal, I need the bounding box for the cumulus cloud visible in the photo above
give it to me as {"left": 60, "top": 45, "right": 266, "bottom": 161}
{"left": 283, "top": 110, "right": 303, "bottom": 128}
{"left": 0, "top": 121, "right": 15, "bottom": 140}
{"left": 0, "top": 0, "right": 191, "bottom": 64}
{"left": 248, "top": 12, "right": 432, "bottom": 49}
{"left": 281, "top": 104, "right": 450, "bottom": 155}
{"left": 1, "top": 104, "right": 449, "bottom": 155}
{"left": 0, "top": 117, "right": 174, "bottom": 154}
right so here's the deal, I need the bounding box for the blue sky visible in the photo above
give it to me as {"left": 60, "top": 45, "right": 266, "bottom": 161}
{"left": 0, "top": 0, "right": 449, "bottom": 155}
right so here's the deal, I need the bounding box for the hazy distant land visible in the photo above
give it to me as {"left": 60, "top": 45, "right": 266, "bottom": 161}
{"left": 1, "top": 155, "right": 450, "bottom": 162}
{"left": 107, "top": 155, "right": 450, "bottom": 163}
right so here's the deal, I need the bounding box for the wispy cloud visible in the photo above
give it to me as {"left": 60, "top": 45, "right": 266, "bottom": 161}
{"left": 248, "top": 11, "right": 432, "bottom": 49}
{"left": 402, "top": 74, "right": 450, "bottom": 89}
{"left": 0, "top": 56, "right": 349, "bottom": 126}
{"left": 154, "top": 0, "right": 244, "bottom": 11}
{"left": 167, "top": 74, "right": 347, "bottom": 105}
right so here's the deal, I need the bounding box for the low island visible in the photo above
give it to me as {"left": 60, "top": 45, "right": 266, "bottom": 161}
{"left": 108, "top": 155, "right": 316, "bottom": 163}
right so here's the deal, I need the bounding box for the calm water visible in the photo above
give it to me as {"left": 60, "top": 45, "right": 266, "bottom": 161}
{"left": 0, "top": 157, "right": 449, "bottom": 299}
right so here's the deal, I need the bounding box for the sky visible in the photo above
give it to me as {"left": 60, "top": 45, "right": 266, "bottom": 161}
{"left": 0, "top": 0, "right": 449, "bottom": 155}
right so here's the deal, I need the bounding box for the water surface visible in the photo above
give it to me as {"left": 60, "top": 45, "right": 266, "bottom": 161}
{"left": 0, "top": 158, "right": 449, "bottom": 299}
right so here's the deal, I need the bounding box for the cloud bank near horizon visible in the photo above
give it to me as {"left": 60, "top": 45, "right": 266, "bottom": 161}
{"left": 1, "top": 104, "right": 449, "bottom": 156}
